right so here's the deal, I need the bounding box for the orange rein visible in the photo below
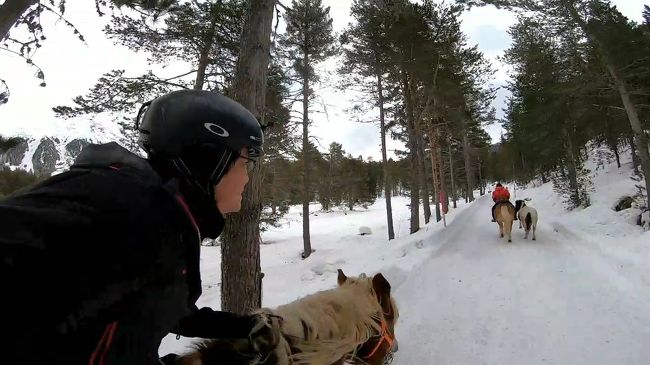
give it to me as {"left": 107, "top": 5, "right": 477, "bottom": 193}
{"left": 364, "top": 319, "right": 395, "bottom": 359}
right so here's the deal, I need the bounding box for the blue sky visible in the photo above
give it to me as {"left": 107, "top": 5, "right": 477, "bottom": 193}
{"left": 0, "top": 0, "right": 644, "bottom": 160}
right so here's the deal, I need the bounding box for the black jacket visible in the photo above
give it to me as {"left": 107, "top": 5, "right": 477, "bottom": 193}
{"left": 0, "top": 143, "right": 251, "bottom": 364}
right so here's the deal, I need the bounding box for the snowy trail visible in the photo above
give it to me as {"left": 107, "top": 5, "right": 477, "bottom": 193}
{"left": 394, "top": 195, "right": 650, "bottom": 365}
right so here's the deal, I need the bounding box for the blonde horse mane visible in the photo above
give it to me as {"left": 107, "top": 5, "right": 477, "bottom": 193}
{"left": 269, "top": 274, "right": 395, "bottom": 365}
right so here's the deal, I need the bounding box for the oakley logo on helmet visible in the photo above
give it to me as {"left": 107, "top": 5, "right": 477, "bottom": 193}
{"left": 204, "top": 123, "right": 229, "bottom": 137}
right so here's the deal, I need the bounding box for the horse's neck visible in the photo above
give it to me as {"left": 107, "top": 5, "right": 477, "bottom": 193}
{"left": 273, "top": 283, "right": 382, "bottom": 365}
{"left": 276, "top": 283, "right": 380, "bottom": 341}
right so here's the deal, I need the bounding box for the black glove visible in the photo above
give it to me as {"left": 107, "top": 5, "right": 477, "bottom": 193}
{"left": 158, "top": 353, "right": 178, "bottom": 365}
{"left": 170, "top": 308, "right": 285, "bottom": 363}
{"left": 245, "top": 309, "right": 283, "bottom": 356}
{"left": 198, "top": 310, "right": 286, "bottom": 364}
{"left": 172, "top": 306, "right": 252, "bottom": 339}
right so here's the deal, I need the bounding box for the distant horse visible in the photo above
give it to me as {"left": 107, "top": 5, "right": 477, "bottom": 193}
{"left": 494, "top": 201, "right": 516, "bottom": 242}
{"left": 175, "top": 269, "right": 399, "bottom": 365}
{"left": 515, "top": 199, "right": 538, "bottom": 240}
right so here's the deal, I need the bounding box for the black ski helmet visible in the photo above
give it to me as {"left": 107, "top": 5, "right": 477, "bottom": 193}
{"left": 136, "top": 90, "right": 263, "bottom": 196}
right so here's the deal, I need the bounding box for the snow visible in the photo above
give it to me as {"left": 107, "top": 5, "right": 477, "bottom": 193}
{"left": 3, "top": 112, "right": 137, "bottom": 174}
{"left": 19, "top": 138, "right": 40, "bottom": 172}
{"left": 160, "top": 146, "right": 650, "bottom": 364}
{"left": 3, "top": 112, "right": 125, "bottom": 144}
{"left": 395, "top": 148, "right": 650, "bottom": 364}
{"left": 358, "top": 226, "right": 372, "bottom": 235}
{"left": 159, "top": 196, "right": 472, "bottom": 355}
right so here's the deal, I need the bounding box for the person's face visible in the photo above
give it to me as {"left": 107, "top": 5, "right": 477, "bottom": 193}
{"left": 214, "top": 148, "right": 252, "bottom": 214}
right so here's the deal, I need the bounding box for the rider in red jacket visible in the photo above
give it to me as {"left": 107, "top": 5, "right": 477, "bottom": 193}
{"left": 491, "top": 183, "right": 512, "bottom": 222}
{"left": 492, "top": 183, "right": 510, "bottom": 202}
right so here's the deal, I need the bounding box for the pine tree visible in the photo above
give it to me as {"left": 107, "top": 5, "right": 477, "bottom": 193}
{"left": 280, "top": 0, "right": 337, "bottom": 258}
{"left": 260, "top": 65, "right": 295, "bottom": 225}
{"left": 501, "top": 16, "right": 595, "bottom": 208}
{"left": 319, "top": 142, "right": 346, "bottom": 211}
{"left": 54, "top": 1, "right": 247, "bottom": 155}
{"left": 0, "top": 0, "right": 179, "bottom": 103}
{"left": 0, "top": 166, "right": 41, "bottom": 199}
{"left": 54, "top": 0, "right": 246, "bottom": 118}
{"left": 340, "top": 0, "right": 396, "bottom": 239}
{"left": 385, "top": 0, "right": 431, "bottom": 233}
{"left": 460, "top": 0, "right": 650, "bottom": 209}
{"left": 220, "top": 0, "right": 277, "bottom": 314}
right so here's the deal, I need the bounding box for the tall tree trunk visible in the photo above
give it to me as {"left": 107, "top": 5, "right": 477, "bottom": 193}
{"left": 193, "top": 18, "right": 217, "bottom": 90}
{"left": 462, "top": 131, "right": 474, "bottom": 202}
{"left": 432, "top": 168, "right": 441, "bottom": 222}
{"left": 402, "top": 71, "right": 419, "bottom": 233}
{"left": 0, "top": 0, "right": 35, "bottom": 41}
{"left": 301, "top": 56, "right": 312, "bottom": 258}
{"left": 565, "top": 1, "right": 650, "bottom": 208}
{"left": 604, "top": 114, "right": 621, "bottom": 168}
{"left": 377, "top": 73, "right": 395, "bottom": 240}
{"left": 630, "top": 135, "right": 640, "bottom": 175}
{"left": 409, "top": 69, "right": 429, "bottom": 224}
{"left": 435, "top": 134, "right": 446, "bottom": 208}
{"left": 194, "top": 50, "right": 210, "bottom": 90}
{"left": 449, "top": 143, "right": 457, "bottom": 208}
{"left": 428, "top": 128, "right": 442, "bottom": 222}
{"left": 221, "top": 0, "right": 275, "bottom": 314}
{"left": 477, "top": 158, "right": 484, "bottom": 196}
{"left": 613, "top": 146, "right": 621, "bottom": 169}
{"left": 563, "top": 125, "right": 581, "bottom": 206}
{"left": 408, "top": 141, "right": 420, "bottom": 234}
{"left": 271, "top": 164, "right": 277, "bottom": 215}
{"left": 417, "top": 136, "right": 431, "bottom": 224}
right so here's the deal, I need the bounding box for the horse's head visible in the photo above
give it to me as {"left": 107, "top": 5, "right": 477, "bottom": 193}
{"left": 337, "top": 269, "right": 399, "bottom": 365}
{"left": 515, "top": 199, "right": 525, "bottom": 213}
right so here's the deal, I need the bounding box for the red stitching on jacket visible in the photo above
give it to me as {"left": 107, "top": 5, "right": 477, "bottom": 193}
{"left": 175, "top": 194, "right": 201, "bottom": 240}
{"left": 99, "top": 322, "right": 118, "bottom": 365}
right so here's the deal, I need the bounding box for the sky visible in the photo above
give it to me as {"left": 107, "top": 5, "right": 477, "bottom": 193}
{"left": 0, "top": 0, "right": 645, "bottom": 160}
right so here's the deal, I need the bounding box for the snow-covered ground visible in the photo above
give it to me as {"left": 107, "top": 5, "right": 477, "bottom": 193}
{"left": 159, "top": 195, "right": 473, "bottom": 355}
{"left": 160, "top": 148, "right": 650, "bottom": 364}
{"left": 395, "top": 150, "right": 650, "bottom": 364}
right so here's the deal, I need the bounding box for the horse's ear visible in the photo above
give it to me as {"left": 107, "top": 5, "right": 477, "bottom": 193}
{"left": 372, "top": 273, "right": 392, "bottom": 313}
{"left": 337, "top": 269, "right": 347, "bottom": 286}
{"left": 372, "top": 273, "right": 391, "bottom": 297}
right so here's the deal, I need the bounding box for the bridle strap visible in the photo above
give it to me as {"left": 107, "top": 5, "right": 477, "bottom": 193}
{"left": 364, "top": 319, "right": 395, "bottom": 359}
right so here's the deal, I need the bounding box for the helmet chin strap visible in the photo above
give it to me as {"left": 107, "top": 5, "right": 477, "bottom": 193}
{"left": 172, "top": 148, "right": 235, "bottom": 200}
{"left": 172, "top": 158, "right": 209, "bottom": 197}
{"left": 207, "top": 149, "right": 233, "bottom": 195}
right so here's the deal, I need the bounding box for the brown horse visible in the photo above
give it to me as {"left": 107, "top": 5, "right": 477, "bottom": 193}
{"left": 175, "top": 269, "right": 399, "bottom": 365}
{"left": 494, "top": 201, "right": 515, "bottom": 242}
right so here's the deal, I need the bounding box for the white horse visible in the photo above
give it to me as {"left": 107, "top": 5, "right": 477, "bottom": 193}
{"left": 515, "top": 199, "right": 538, "bottom": 240}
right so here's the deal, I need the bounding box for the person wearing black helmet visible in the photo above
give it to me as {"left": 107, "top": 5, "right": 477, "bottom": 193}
{"left": 0, "top": 90, "right": 280, "bottom": 364}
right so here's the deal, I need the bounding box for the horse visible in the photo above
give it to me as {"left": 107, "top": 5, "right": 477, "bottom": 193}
{"left": 174, "top": 269, "right": 399, "bottom": 365}
{"left": 515, "top": 199, "right": 538, "bottom": 240}
{"left": 494, "top": 201, "right": 516, "bottom": 242}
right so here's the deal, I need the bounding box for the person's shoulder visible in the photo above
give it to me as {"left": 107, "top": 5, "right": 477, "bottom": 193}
{"left": 29, "top": 166, "right": 177, "bottom": 222}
